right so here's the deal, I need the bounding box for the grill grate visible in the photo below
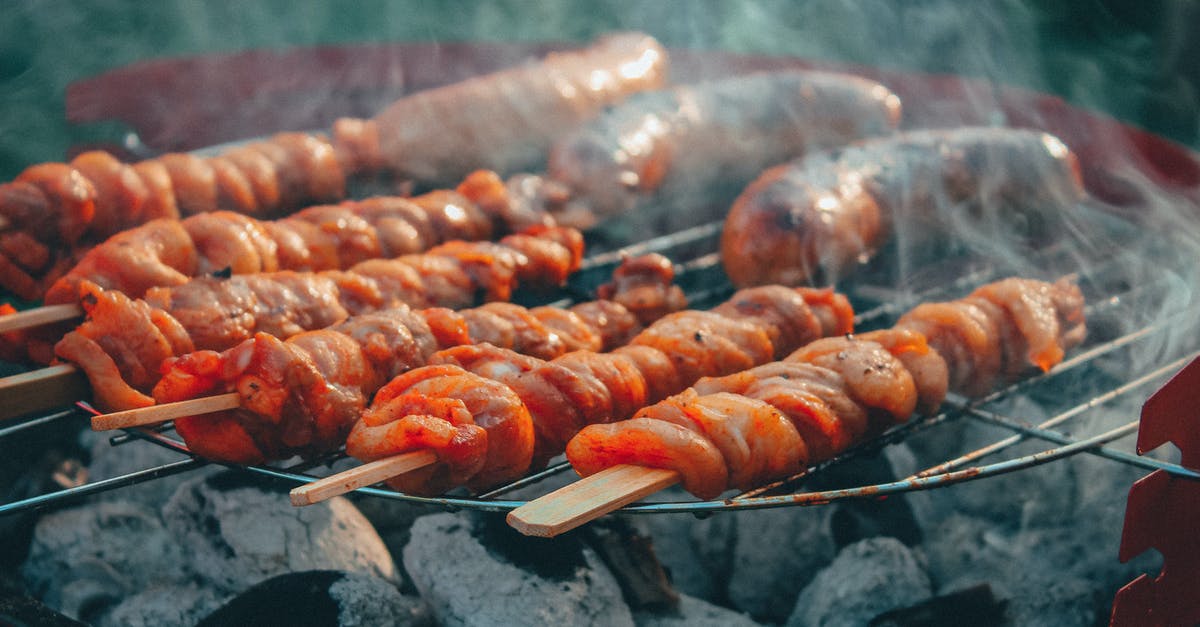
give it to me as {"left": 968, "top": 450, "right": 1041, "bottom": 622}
{"left": 1, "top": 195, "right": 1196, "bottom": 520}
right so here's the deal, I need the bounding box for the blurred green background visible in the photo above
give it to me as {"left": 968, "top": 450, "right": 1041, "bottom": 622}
{"left": 1, "top": 0, "right": 1197, "bottom": 180}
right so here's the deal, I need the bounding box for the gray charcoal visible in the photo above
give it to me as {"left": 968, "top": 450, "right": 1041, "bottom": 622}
{"left": 727, "top": 506, "right": 837, "bottom": 622}
{"left": 20, "top": 501, "right": 187, "bottom": 622}
{"left": 633, "top": 593, "right": 762, "bottom": 626}
{"left": 195, "top": 571, "right": 431, "bottom": 627}
{"left": 919, "top": 512, "right": 1010, "bottom": 592}
{"left": 1000, "top": 575, "right": 1096, "bottom": 627}
{"left": 403, "top": 512, "right": 634, "bottom": 627}
{"left": 95, "top": 584, "right": 227, "bottom": 627}
{"left": 626, "top": 486, "right": 724, "bottom": 601}
{"left": 786, "top": 537, "right": 932, "bottom": 627}
{"left": 161, "top": 473, "right": 396, "bottom": 594}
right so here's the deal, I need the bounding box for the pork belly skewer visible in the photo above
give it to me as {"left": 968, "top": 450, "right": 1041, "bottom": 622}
{"left": 88, "top": 254, "right": 687, "bottom": 469}
{"left": 0, "top": 225, "right": 582, "bottom": 415}
{"left": 285, "top": 283, "right": 854, "bottom": 503}
{"left": 509, "top": 276, "right": 1086, "bottom": 537}
{"left": 0, "top": 32, "right": 667, "bottom": 301}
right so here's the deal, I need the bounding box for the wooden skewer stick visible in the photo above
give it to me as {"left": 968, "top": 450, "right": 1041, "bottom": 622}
{"left": 289, "top": 450, "right": 440, "bottom": 507}
{"left": 91, "top": 392, "right": 241, "bottom": 431}
{"left": 0, "top": 364, "right": 89, "bottom": 421}
{"left": 506, "top": 464, "right": 680, "bottom": 537}
{"left": 0, "top": 303, "right": 83, "bottom": 334}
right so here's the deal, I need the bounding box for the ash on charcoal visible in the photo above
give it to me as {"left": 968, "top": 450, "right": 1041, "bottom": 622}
{"left": 20, "top": 500, "right": 187, "bottom": 623}
{"left": 161, "top": 472, "right": 396, "bottom": 594}
{"left": 785, "top": 537, "right": 932, "bottom": 627}
{"left": 726, "top": 505, "right": 837, "bottom": 623}
{"left": 869, "top": 584, "right": 1006, "bottom": 627}
{"left": 195, "top": 571, "right": 431, "bottom": 627}
{"left": 403, "top": 511, "right": 634, "bottom": 627}
{"left": 95, "top": 583, "right": 227, "bottom": 627}
{"left": 627, "top": 494, "right": 728, "bottom": 603}
{"left": 633, "top": 593, "right": 763, "bottom": 627}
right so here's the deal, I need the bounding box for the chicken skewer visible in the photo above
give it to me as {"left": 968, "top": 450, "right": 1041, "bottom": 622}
{"left": 0, "top": 224, "right": 582, "bottom": 414}
{"left": 0, "top": 169, "right": 556, "bottom": 361}
{"left": 90, "top": 254, "right": 688, "bottom": 467}
{"left": 508, "top": 276, "right": 1086, "bottom": 537}
{"left": 0, "top": 32, "right": 668, "bottom": 301}
{"left": 287, "top": 284, "right": 855, "bottom": 503}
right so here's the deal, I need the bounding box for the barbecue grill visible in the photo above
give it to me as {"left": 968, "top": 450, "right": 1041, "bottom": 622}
{"left": 2, "top": 38, "right": 1199, "bottom": 625}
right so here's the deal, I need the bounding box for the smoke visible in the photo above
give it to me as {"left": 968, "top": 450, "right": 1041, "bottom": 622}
{"left": 2, "top": 1, "right": 1196, "bottom": 176}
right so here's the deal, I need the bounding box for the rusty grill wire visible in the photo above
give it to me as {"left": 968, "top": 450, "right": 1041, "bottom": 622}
{"left": 1, "top": 199, "right": 1197, "bottom": 519}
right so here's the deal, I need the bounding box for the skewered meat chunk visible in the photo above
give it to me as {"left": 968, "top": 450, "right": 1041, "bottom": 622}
{"left": 56, "top": 226, "right": 584, "bottom": 410}
{"left": 149, "top": 255, "right": 684, "bottom": 467}
{"left": 547, "top": 69, "right": 901, "bottom": 228}
{"left": 350, "top": 365, "right": 532, "bottom": 494}
{"left": 565, "top": 276, "right": 1086, "bottom": 499}
{"left": 349, "top": 285, "right": 854, "bottom": 492}
{"left": 895, "top": 276, "right": 1085, "bottom": 396}
{"left": 721, "top": 127, "right": 1086, "bottom": 288}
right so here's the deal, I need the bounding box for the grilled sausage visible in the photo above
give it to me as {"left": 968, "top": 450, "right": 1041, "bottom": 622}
{"left": 337, "top": 32, "right": 668, "bottom": 186}
{"left": 547, "top": 69, "right": 902, "bottom": 231}
{"left": 720, "top": 127, "right": 1085, "bottom": 288}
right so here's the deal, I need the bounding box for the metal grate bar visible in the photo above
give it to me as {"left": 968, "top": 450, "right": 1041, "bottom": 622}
{"left": 916, "top": 354, "right": 1200, "bottom": 478}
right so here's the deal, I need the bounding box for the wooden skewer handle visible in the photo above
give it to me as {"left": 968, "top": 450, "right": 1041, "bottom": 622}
{"left": 507, "top": 464, "right": 680, "bottom": 538}
{"left": 91, "top": 392, "right": 241, "bottom": 430}
{"left": 0, "top": 304, "right": 83, "bottom": 333}
{"left": 290, "top": 449, "right": 440, "bottom": 506}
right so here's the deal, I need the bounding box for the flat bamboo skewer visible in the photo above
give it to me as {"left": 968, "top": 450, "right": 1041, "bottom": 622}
{"left": 0, "top": 303, "right": 83, "bottom": 333}
{"left": 0, "top": 363, "right": 90, "bottom": 421}
{"left": 89, "top": 392, "right": 443, "bottom": 505}
{"left": 506, "top": 464, "right": 680, "bottom": 537}
{"left": 289, "top": 450, "right": 439, "bottom": 506}
{"left": 90, "top": 392, "right": 241, "bottom": 431}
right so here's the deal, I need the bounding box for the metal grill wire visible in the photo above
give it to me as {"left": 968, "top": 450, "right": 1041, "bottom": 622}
{"left": 1, "top": 200, "right": 1197, "bottom": 518}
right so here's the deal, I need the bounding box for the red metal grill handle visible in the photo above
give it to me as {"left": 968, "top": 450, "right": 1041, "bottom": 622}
{"left": 1111, "top": 357, "right": 1200, "bottom": 626}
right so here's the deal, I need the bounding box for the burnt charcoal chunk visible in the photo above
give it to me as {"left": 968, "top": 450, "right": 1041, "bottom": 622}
{"left": 633, "top": 593, "right": 763, "bottom": 627}
{"left": 161, "top": 473, "right": 396, "bottom": 594}
{"left": 403, "top": 512, "right": 634, "bottom": 626}
{"left": 196, "top": 571, "right": 429, "bottom": 627}
{"left": 0, "top": 589, "right": 87, "bottom": 627}
{"left": 20, "top": 501, "right": 186, "bottom": 623}
{"left": 96, "top": 584, "right": 226, "bottom": 627}
{"left": 786, "top": 537, "right": 932, "bottom": 627}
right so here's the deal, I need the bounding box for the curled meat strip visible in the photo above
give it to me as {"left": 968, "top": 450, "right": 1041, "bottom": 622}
{"left": 566, "top": 276, "right": 1086, "bottom": 499}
